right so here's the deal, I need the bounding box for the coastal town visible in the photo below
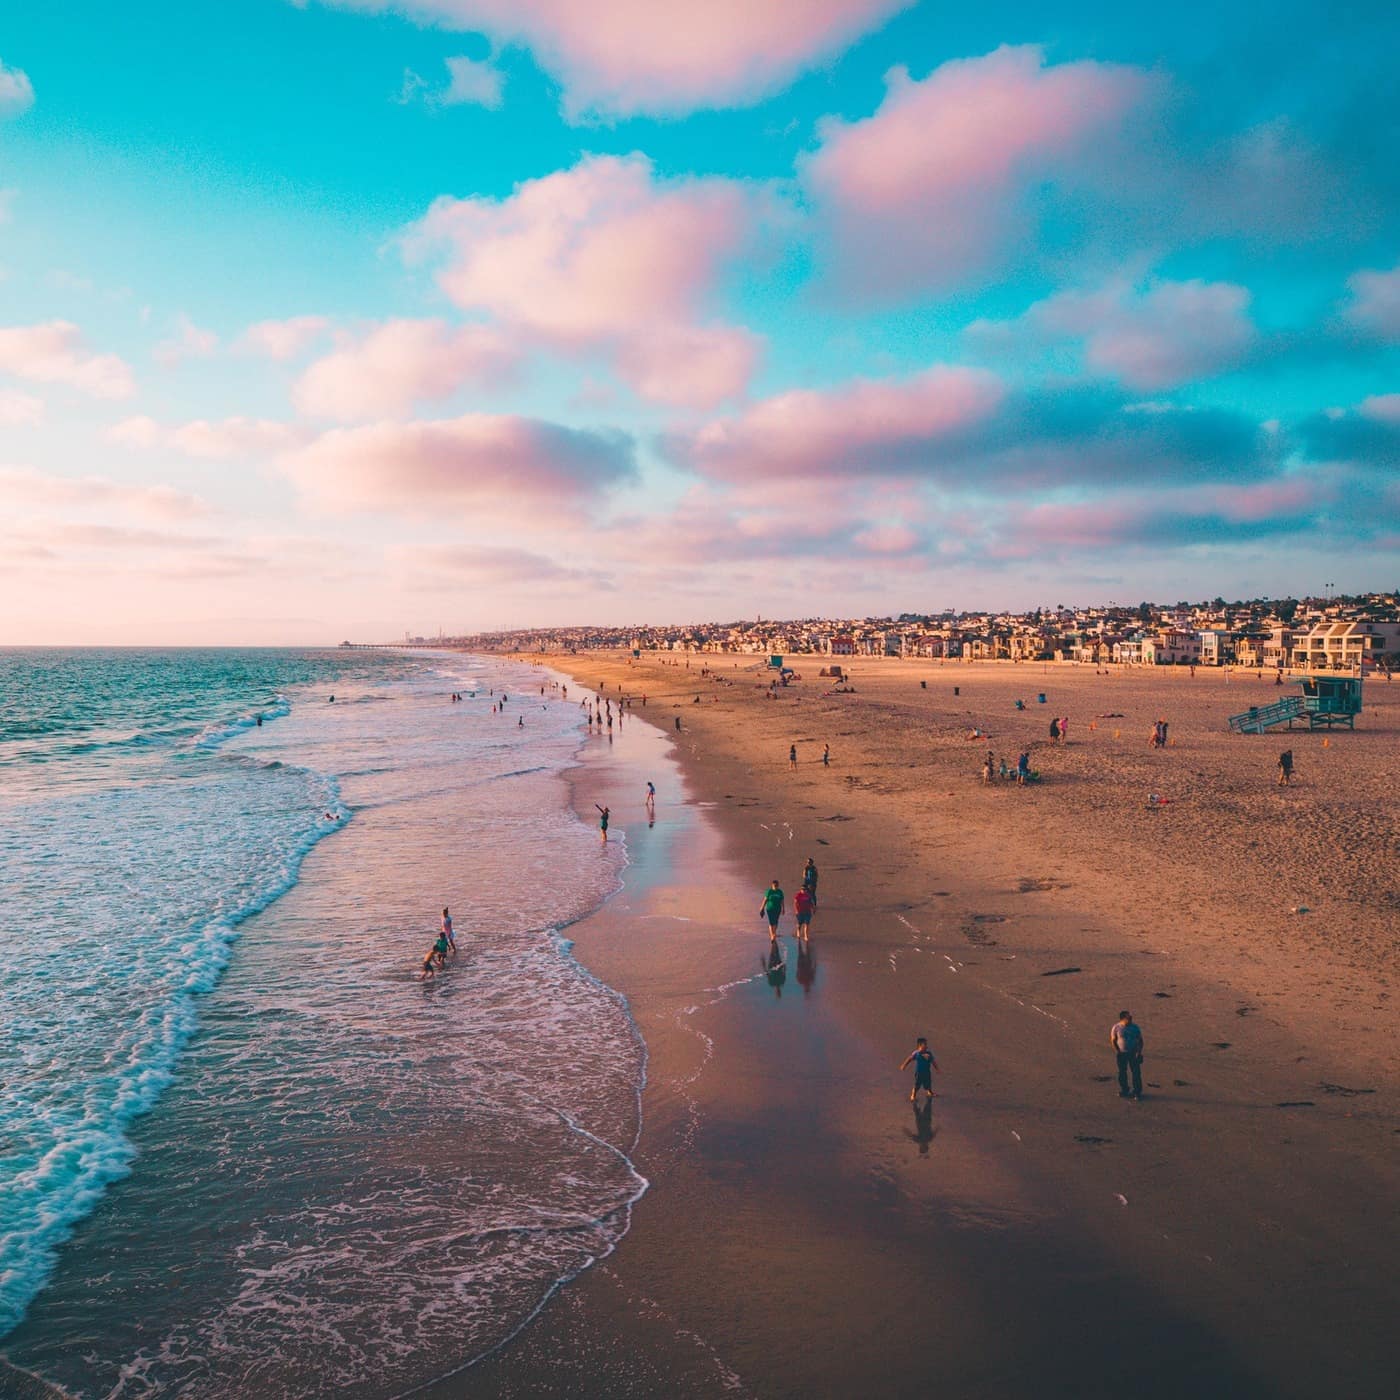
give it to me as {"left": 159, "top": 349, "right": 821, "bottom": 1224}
{"left": 389, "top": 592, "right": 1400, "bottom": 674}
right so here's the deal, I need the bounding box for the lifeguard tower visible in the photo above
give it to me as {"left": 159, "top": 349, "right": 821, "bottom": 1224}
{"left": 1229, "top": 675, "right": 1363, "bottom": 734}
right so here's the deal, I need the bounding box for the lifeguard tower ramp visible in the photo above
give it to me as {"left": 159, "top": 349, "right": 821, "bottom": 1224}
{"left": 1229, "top": 675, "right": 1362, "bottom": 733}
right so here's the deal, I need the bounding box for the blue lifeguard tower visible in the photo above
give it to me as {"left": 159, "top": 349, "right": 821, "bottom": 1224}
{"left": 1229, "top": 675, "right": 1363, "bottom": 734}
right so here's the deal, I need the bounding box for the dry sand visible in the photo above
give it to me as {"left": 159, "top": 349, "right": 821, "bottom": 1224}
{"left": 439, "top": 654, "right": 1398, "bottom": 1400}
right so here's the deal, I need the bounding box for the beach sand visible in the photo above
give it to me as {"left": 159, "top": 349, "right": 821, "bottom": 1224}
{"left": 438, "top": 655, "right": 1398, "bottom": 1399}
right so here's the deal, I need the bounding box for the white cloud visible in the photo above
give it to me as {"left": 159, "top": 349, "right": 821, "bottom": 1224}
{"left": 237, "top": 315, "right": 332, "bottom": 360}
{"left": 0, "top": 59, "right": 34, "bottom": 118}
{"left": 0, "top": 388, "right": 43, "bottom": 426}
{"left": 154, "top": 315, "right": 219, "bottom": 367}
{"left": 108, "top": 415, "right": 309, "bottom": 459}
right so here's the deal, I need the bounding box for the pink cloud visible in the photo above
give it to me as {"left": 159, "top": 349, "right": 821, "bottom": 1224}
{"left": 279, "top": 413, "right": 635, "bottom": 516}
{"left": 970, "top": 277, "right": 1256, "bottom": 389}
{"left": 0, "top": 58, "right": 34, "bottom": 118}
{"left": 802, "top": 46, "right": 1149, "bottom": 296}
{"left": 1360, "top": 393, "right": 1400, "bottom": 423}
{"left": 389, "top": 542, "right": 611, "bottom": 589}
{"left": 0, "top": 321, "right": 134, "bottom": 399}
{"left": 153, "top": 315, "right": 218, "bottom": 368}
{"left": 0, "top": 466, "right": 212, "bottom": 521}
{"left": 405, "top": 154, "right": 760, "bottom": 406}
{"left": 238, "top": 315, "right": 332, "bottom": 360}
{"left": 314, "top": 1, "right": 908, "bottom": 118}
{"left": 1346, "top": 262, "right": 1400, "bottom": 339}
{"left": 293, "top": 319, "right": 521, "bottom": 420}
{"left": 612, "top": 325, "right": 761, "bottom": 411}
{"left": 675, "top": 365, "right": 1004, "bottom": 480}
{"left": 108, "top": 415, "right": 309, "bottom": 459}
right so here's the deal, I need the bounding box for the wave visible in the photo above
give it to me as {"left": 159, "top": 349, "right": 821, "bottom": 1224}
{"left": 186, "top": 696, "right": 291, "bottom": 752}
{"left": 0, "top": 772, "right": 349, "bottom": 1341}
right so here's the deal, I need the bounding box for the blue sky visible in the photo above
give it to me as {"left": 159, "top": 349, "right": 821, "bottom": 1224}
{"left": 1, "top": 1, "right": 1397, "bottom": 642}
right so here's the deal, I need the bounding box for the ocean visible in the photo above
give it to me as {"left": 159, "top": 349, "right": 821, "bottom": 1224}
{"left": 0, "top": 648, "right": 645, "bottom": 1397}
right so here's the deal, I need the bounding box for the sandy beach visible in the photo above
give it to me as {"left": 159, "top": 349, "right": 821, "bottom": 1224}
{"left": 440, "top": 653, "right": 1399, "bottom": 1399}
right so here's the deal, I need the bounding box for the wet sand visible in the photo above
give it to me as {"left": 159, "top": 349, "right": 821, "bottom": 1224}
{"left": 439, "top": 655, "right": 1399, "bottom": 1399}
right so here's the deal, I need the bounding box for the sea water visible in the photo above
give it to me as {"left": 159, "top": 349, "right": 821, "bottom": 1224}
{"left": 0, "top": 649, "right": 643, "bottom": 1397}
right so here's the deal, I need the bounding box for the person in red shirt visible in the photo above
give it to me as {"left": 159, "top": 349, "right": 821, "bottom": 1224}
{"left": 793, "top": 885, "right": 815, "bottom": 942}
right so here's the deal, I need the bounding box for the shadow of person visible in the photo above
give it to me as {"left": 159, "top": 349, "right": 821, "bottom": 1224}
{"left": 764, "top": 943, "right": 787, "bottom": 998}
{"left": 906, "top": 1097, "right": 937, "bottom": 1156}
{"left": 796, "top": 941, "right": 816, "bottom": 996}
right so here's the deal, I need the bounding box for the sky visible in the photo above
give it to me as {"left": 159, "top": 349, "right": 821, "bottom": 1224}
{"left": 1, "top": 1, "right": 1398, "bottom": 643}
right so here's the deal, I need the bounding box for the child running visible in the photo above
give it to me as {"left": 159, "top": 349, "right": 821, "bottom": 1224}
{"left": 899, "top": 1037, "right": 940, "bottom": 1102}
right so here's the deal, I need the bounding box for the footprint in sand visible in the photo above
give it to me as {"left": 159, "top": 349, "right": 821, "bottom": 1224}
{"left": 1211, "top": 1042, "right": 1232, "bottom": 1050}
{"left": 1075, "top": 1135, "right": 1112, "bottom": 1145}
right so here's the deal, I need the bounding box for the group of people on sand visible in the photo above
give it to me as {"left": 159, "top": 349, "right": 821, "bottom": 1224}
{"left": 982, "top": 748, "right": 1034, "bottom": 784}
{"left": 759, "top": 858, "right": 819, "bottom": 944}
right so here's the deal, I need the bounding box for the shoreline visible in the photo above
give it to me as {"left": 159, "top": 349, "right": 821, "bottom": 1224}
{"left": 437, "top": 650, "right": 1398, "bottom": 1398}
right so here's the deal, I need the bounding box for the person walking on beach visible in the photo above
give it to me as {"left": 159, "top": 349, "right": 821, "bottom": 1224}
{"left": 789, "top": 743, "right": 798, "bottom": 770}
{"left": 441, "top": 907, "right": 456, "bottom": 954}
{"left": 822, "top": 742, "right": 830, "bottom": 767}
{"left": 761, "top": 879, "right": 785, "bottom": 940}
{"left": 1277, "top": 749, "right": 1294, "bottom": 786}
{"left": 900, "top": 1037, "right": 940, "bottom": 1102}
{"left": 1110, "top": 1010, "right": 1144, "bottom": 1100}
{"left": 794, "top": 885, "right": 815, "bottom": 942}
{"left": 596, "top": 804, "right": 610, "bottom": 843}
{"left": 1059, "top": 716, "right": 1069, "bottom": 744}
{"left": 801, "top": 857, "right": 819, "bottom": 907}
{"left": 1050, "top": 716, "right": 1061, "bottom": 743}
{"left": 645, "top": 780, "right": 656, "bottom": 812}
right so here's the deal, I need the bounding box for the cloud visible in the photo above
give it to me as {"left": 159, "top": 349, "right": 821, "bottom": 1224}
{"left": 238, "top": 315, "right": 332, "bottom": 360}
{"left": 801, "top": 46, "right": 1149, "bottom": 297}
{"left": 1296, "top": 397, "right": 1400, "bottom": 469}
{"left": 278, "top": 413, "right": 636, "bottom": 516}
{"left": 292, "top": 319, "right": 520, "bottom": 420}
{"left": 612, "top": 325, "right": 762, "bottom": 411}
{"left": 0, "top": 321, "right": 135, "bottom": 399}
{"left": 968, "top": 277, "right": 1257, "bottom": 389}
{"left": 153, "top": 314, "right": 219, "bottom": 367}
{"left": 1345, "top": 261, "right": 1400, "bottom": 339}
{"left": 0, "top": 466, "right": 213, "bottom": 521}
{"left": 667, "top": 368, "right": 1280, "bottom": 495}
{"left": 390, "top": 542, "right": 612, "bottom": 589}
{"left": 312, "top": 0, "right": 909, "bottom": 118}
{"left": 0, "top": 388, "right": 43, "bottom": 426}
{"left": 0, "top": 59, "right": 34, "bottom": 118}
{"left": 406, "top": 153, "right": 761, "bottom": 406}
{"left": 108, "top": 415, "right": 309, "bottom": 459}
{"left": 440, "top": 55, "right": 505, "bottom": 108}
{"left": 669, "top": 365, "right": 1006, "bottom": 480}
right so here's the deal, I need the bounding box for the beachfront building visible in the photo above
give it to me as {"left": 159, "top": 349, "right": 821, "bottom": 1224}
{"left": 1141, "top": 628, "right": 1203, "bottom": 665}
{"left": 1292, "top": 620, "right": 1400, "bottom": 670}
{"left": 1199, "top": 629, "right": 1235, "bottom": 666}
{"left": 1261, "top": 627, "right": 1296, "bottom": 670}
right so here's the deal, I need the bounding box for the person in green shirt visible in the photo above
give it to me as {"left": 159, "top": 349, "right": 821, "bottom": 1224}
{"left": 760, "top": 880, "right": 785, "bottom": 940}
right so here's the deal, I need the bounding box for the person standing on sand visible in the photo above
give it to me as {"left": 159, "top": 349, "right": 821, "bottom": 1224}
{"left": 1059, "top": 716, "right": 1069, "bottom": 744}
{"left": 794, "top": 885, "right": 815, "bottom": 942}
{"left": 674, "top": 716, "right": 681, "bottom": 731}
{"left": 596, "top": 804, "right": 610, "bottom": 843}
{"left": 761, "top": 879, "right": 785, "bottom": 940}
{"left": 900, "top": 1037, "right": 940, "bottom": 1102}
{"left": 983, "top": 750, "right": 995, "bottom": 784}
{"left": 802, "top": 857, "right": 819, "bottom": 907}
{"left": 823, "top": 742, "right": 830, "bottom": 767}
{"left": 1278, "top": 749, "right": 1294, "bottom": 786}
{"left": 1016, "top": 750, "right": 1030, "bottom": 785}
{"left": 789, "top": 743, "right": 798, "bottom": 769}
{"left": 1110, "top": 1011, "right": 1144, "bottom": 1100}
{"left": 1050, "top": 716, "right": 1060, "bottom": 743}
